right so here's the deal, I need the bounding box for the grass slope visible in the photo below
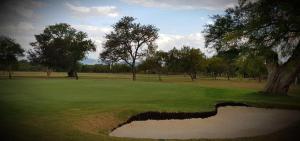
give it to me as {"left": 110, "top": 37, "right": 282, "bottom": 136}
{"left": 0, "top": 75, "right": 300, "bottom": 141}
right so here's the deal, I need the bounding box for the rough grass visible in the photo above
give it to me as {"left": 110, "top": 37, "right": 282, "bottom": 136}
{"left": 0, "top": 72, "right": 300, "bottom": 141}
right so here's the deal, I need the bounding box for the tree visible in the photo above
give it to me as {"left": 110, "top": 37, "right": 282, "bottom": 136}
{"left": 206, "top": 56, "right": 226, "bottom": 80}
{"left": 28, "top": 23, "right": 96, "bottom": 79}
{"left": 100, "top": 16, "right": 159, "bottom": 81}
{"left": 204, "top": 0, "right": 300, "bottom": 95}
{"left": 139, "top": 50, "right": 167, "bottom": 81}
{"left": 235, "top": 54, "right": 267, "bottom": 81}
{"left": 180, "top": 46, "right": 205, "bottom": 81}
{"left": 0, "top": 36, "right": 24, "bottom": 79}
{"left": 217, "top": 48, "right": 239, "bottom": 80}
{"left": 165, "top": 47, "right": 183, "bottom": 74}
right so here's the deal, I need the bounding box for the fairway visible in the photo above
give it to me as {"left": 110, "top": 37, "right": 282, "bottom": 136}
{"left": 1, "top": 0, "right": 300, "bottom": 140}
{"left": 1, "top": 75, "right": 300, "bottom": 141}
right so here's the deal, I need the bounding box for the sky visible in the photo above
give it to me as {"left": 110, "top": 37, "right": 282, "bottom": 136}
{"left": 0, "top": 0, "right": 238, "bottom": 64}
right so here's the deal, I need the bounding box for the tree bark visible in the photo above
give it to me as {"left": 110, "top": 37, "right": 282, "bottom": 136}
{"left": 264, "top": 65, "right": 297, "bottom": 95}
{"left": 132, "top": 69, "right": 136, "bottom": 81}
{"left": 131, "top": 65, "right": 136, "bottom": 81}
{"left": 263, "top": 46, "right": 300, "bottom": 95}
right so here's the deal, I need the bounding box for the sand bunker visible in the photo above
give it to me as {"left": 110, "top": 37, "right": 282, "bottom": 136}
{"left": 110, "top": 106, "right": 300, "bottom": 139}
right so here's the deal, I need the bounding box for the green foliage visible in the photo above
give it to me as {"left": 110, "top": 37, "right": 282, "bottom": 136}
{"left": 204, "top": 0, "right": 300, "bottom": 60}
{"left": 16, "top": 60, "right": 44, "bottom": 71}
{"left": 204, "top": 0, "right": 300, "bottom": 94}
{"left": 28, "top": 23, "right": 96, "bottom": 72}
{"left": 206, "top": 56, "right": 226, "bottom": 79}
{"left": 235, "top": 54, "right": 267, "bottom": 79}
{"left": 217, "top": 48, "right": 240, "bottom": 79}
{"left": 165, "top": 47, "right": 182, "bottom": 73}
{"left": 152, "top": 47, "right": 205, "bottom": 80}
{"left": 0, "top": 36, "right": 24, "bottom": 72}
{"left": 179, "top": 46, "right": 205, "bottom": 80}
{"left": 100, "top": 16, "right": 159, "bottom": 80}
{"left": 139, "top": 50, "right": 167, "bottom": 73}
{"left": 80, "top": 63, "right": 131, "bottom": 73}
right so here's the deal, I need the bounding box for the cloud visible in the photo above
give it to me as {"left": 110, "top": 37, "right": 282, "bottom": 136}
{"left": 71, "top": 25, "right": 215, "bottom": 59}
{"left": 0, "top": 0, "right": 44, "bottom": 25}
{"left": 0, "top": 0, "right": 46, "bottom": 52}
{"left": 123, "top": 0, "right": 237, "bottom": 10}
{"left": 66, "top": 2, "right": 119, "bottom": 17}
{"left": 71, "top": 25, "right": 216, "bottom": 59}
{"left": 0, "top": 22, "right": 44, "bottom": 52}
{"left": 71, "top": 24, "right": 113, "bottom": 59}
{"left": 157, "top": 33, "right": 216, "bottom": 57}
{"left": 72, "top": 24, "right": 216, "bottom": 59}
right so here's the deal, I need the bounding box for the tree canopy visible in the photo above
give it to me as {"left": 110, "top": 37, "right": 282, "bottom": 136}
{"left": 100, "top": 16, "right": 159, "bottom": 80}
{"left": 179, "top": 46, "right": 205, "bottom": 80}
{"left": 0, "top": 36, "right": 24, "bottom": 79}
{"left": 29, "top": 23, "right": 96, "bottom": 79}
{"left": 204, "top": 0, "right": 300, "bottom": 95}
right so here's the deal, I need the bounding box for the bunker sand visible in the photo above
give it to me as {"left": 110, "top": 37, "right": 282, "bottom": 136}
{"left": 110, "top": 106, "right": 300, "bottom": 139}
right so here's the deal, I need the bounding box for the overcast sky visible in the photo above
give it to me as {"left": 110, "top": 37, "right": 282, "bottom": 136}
{"left": 0, "top": 0, "right": 238, "bottom": 62}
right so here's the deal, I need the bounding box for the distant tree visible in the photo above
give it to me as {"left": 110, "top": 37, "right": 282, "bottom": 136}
{"left": 29, "top": 23, "right": 96, "bottom": 79}
{"left": 100, "top": 16, "right": 159, "bottom": 80}
{"left": 180, "top": 46, "right": 205, "bottom": 81}
{"left": 206, "top": 56, "right": 226, "bottom": 80}
{"left": 204, "top": 0, "right": 300, "bottom": 95}
{"left": 140, "top": 50, "right": 167, "bottom": 81}
{"left": 235, "top": 54, "right": 267, "bottom": 82}
{"left": 0, "top": 36, "right": 24, "bottom": 79}
{"left": 235, "top": 56, "right": 248, "bottom": 78}
{"left": 165, "top": 47, "right": 182, "bottom": 73}
{"left": 217, "top": 48, "right": 239, "bottom": 80}
{"left": 247, "top": 56, "right": 267, "bottom": 82}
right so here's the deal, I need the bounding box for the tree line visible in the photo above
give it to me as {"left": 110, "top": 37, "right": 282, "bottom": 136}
{"left": 0, "top": 0, "right": 299, "bottom": 95}
{"left": 6, "top": 46, "right": 267, "bottom": 82}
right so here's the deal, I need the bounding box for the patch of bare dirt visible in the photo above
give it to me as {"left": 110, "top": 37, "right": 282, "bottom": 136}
{"left": 73, "top": 113, "right": 119, "bottom": 135}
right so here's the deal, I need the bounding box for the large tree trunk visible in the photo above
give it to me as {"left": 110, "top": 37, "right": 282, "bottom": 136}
{"left": 263, "top": 46, "right": 300, "bottom": 95}
{"left": 264, "top": 66, "right": 293, "bottom": 95}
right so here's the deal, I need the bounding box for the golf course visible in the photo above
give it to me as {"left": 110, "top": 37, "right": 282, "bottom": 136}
{"left": 1, "top": 72, "right": 300, "bottom": 141}
{"left": 1, "top": 0, "right": 300, "bottom": 140}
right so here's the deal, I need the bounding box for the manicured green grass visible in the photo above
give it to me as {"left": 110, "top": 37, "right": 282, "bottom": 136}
{"left": 0, "top": 74, "right": 300, "bottom": 141}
